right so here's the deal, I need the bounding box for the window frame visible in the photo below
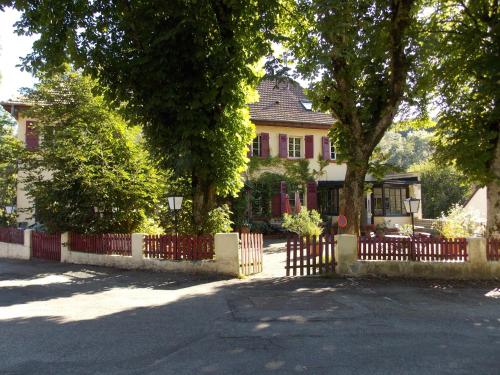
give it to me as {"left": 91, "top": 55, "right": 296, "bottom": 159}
{"left": 288, "top": 136, "right": 302, "bottom": 159}
{"left": 330, "top": 142, "right": 336, "bottom": 161}
{"left": 252, "top": 134, "right": 261, "bottom": 157}
{"left": 372, "top": 185, "right": 410, "bottom": 217}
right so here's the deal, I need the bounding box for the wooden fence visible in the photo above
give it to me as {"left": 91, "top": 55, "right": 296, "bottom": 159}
{"left": 358, "top": 236, "right": 468, "bottom": 262}
{"left": 487, "top": 238, "right": 500, "bottom": 261}
{"left": 69, "top": 233, "right": 132, "bottom": 256}
{"left": 32, "top": 231, "right": 61, "bottom": 261}
{"left": 286, "top": 235, "right": 335, "bottom": 276}
{"left": 0, "top": 227, "right": 24, "bottom": 245}
{"left": 240, "top": 233, "right": 263, "bottom": 276}
{"left": 143, "top": 234, "right": 214, "bottom": 260}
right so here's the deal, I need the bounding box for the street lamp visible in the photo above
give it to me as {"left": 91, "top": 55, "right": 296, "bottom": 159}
{"left": 404, "top": 197, "right": 420, "bottom": 236}
{"left": 168, "top": 196, "right": 183, "bottom": 260}
{"left": 167, "top": 196, "right": 183, "bottom": 234}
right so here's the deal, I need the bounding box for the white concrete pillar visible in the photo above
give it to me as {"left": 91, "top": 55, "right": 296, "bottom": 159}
{"left": 366, "top": 191, "right": 372, "bottom": 225}
{"left": 467, "top": 237, "right": 487, "bottom": 266}
{"left": 60, "top": 232, "right": 70, "bottom": 263}
{"left": 131, "top": 233, "right": 145, "bottom": 267}
{"left": 23, "top": 229, "right": 32, "bottom": 259}
{"left": 214, "top": 232, "right": 240, "bottom": 276}
{"left": 334, "top": 234, "right": 358, "bottom": 275}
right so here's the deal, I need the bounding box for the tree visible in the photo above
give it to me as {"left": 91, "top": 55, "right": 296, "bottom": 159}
{"left": 4, "top": 0, "right": 280, "bottom": 232}
{"left": 377, "top": 129, "right": 434, "bottom": 171}
{"left": 0, "top": 108, "right": 22, "bottom": 226}
{"left": 284, "top": 0, "right": 428, "bottom": 234}
{"left": 427, "top": 1, "right": 499, "bottom": 236}
{"left": 22, "top": 70, "right": 165, "bottom": 234}
{"left": 410, "top": 160, "right": 471, "bottom": 218}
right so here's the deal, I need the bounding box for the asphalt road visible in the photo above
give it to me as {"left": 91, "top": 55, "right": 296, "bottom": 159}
{"left": 0, "top": 258, "right": 499, "bottom": 375}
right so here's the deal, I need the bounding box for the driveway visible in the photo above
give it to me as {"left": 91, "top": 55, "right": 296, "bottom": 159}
{"left": 0, "top": 258, "right": 499, "bottom": 374}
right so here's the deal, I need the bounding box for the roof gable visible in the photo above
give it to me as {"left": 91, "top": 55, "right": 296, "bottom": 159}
{"left": 249, "top": 79, "right": 333, "bottom": 126}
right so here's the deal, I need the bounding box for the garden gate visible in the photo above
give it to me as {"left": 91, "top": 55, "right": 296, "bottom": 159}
{"left": 286, "top": 235, "right": 335, "bottom": 276}
{"left": 32, "top": 232, "right": 61, "bottom": 261}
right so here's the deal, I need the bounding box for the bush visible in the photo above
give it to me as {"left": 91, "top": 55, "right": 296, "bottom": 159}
{"left": 204, "top": 204, "right": 233, "bottom": 234}
{"left": 282, "top": 209, "right": 323, "bottom": 237}
{"left": 432, "top": 204, "right": 484, "bottom": 238}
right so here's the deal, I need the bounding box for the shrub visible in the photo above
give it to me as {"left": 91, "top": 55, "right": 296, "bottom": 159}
{"left": 432, "top": 204, "right": 484, "bottom": 238}
{"left": 204, "top": 204, "right": 233, "bottom": 234}
{"left": 282, "top": 209, "right": 323, "bottom": 237}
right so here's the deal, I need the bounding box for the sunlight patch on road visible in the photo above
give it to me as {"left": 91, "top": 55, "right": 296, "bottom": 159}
{"left": 0, "top": 282, "right": 223, "bottom": 323}
{"left": 0, "top": 275, "right": 72, "bottom": 288}
{"left": 485, "top": 288, "right": 500, "bottom": 299}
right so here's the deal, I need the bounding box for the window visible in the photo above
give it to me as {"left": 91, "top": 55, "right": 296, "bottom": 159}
{"left": 288, "top": 192, "right": 304, "bottom": 212}
{"left": 330, "top": 143, "right": 336, "bottom": 160}
{"left": 373, "top": 186, "right": 409, "bottom": 216}
{"left": 318, "top": 188, "right": 342, "bottom": 216}
{"left": 252, "top": 135, "right": 261, "bottom": 157}
{"left": 300, "top": 99, "right": 313, "bottom": 111}
{"left": 288, "top": 137, "right": 301, "bottom": 158}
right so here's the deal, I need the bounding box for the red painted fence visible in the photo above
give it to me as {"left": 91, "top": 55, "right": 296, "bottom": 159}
{"left": 0, "top": 227, "right": 24, "bottom": 245}
{"left": 69, "top": 233, "right": 132, "bottom": 256}
{"left": 240, "top": 233, "right": 263, "bottom": 275}
{"left": 487, "top": 238, "right": 500, "bottom": 261}
{"left": 32, "top": 231, "right": 61, "bottom": 261}
{"left": 144, "top": 234, "right": 214, "bottom": 260}
{"left": 286, "top": 235, "right": 335, "bottom": 276}
{"left": 358, "top": 236, "right": 468, "bottom": 262}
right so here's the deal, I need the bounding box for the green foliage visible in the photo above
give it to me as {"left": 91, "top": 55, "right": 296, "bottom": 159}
{"left": 6, "top": 0, "right": 282, "bottom": 229}
{"left": 21, "top": 70, "right": 165, "bottom": 234}
{"left": 282, "top": 209, "right": 322, "bottom": 237}
{"left": 399, "top": 224, "right": 414, "bottom": 237}
{"left": 426, "top": 0, "right": 499, "bottom": 186}
{"left": 0, "top": 108, "right": 23, "bottom": 226}
{"left": 205, "top": 204, "right": 233, "bottom": 234}
{"left": 410, "top": 160, "right": 472, "bottom": 219}
{"left": 432, "top": 204, "right": 485, "bottom": 238}
{"left": 248, "top": 172, "right": 301, "bottom": 218}
{"left": 376, "top": 130, "right": 434, "bottom": 171}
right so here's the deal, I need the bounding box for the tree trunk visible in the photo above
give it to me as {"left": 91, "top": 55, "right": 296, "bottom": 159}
{"left": 192, "top": 175, "right": 216, "bottom": 233}
{"left": 487, "top": 134, "right": 500, "bottom": 237}
{"left": 340, "top": 162, "right": 368, "bottom": 235}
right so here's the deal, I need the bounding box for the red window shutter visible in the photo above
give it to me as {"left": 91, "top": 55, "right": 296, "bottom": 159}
{"left": 307, "top": 181, "right": 318, "bottom": 210}
{"left": 25, "top": 121, "right": 39, "bottom": 151}
{"left": 279, "top": 134, "right": 288, "bottom": 158}
{"left": 271, "top": 194, "right": 281, "bottom": 217}
{"left": 280, "top": 181, "right": 287, "bottom": 214}
{"left": 305, "top": 135, "right": 314, "bottom": 159}
{"left": 261, "top": 133, "right": 270, "bottom": 157}
{"left": 321, "top": 136, "right": 330, "bottom": 160}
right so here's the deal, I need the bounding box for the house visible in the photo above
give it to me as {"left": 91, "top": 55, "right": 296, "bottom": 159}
{"left": 2, "top": 79, "right": 422, "bottom": 228}
{"left": 1, "top": 99, "right": 38, "bottom": 227}
{"left": 464, "top": 187, "right": 487, "bottom": 223}
{"left": 247, "top": 79, "right": 422, "bottom": 227}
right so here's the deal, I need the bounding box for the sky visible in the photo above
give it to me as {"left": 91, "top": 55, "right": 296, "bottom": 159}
{"left": 0, "top": 8, "right": 37, "bottom": 101}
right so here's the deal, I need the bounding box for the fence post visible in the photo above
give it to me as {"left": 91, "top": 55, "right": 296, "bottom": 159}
{"left": 467, "top": 237, "right": 487, "bottom": 267}
{"left": 334, "top": 234, "right": 358, "bottom": 276}
{"left": 214, "top": 233, "right": 240, "bottom": 276}
{"left": 60, "top": 232, "right": 70, "bottom": 263}
{"left": 23, "top": 229, "right": 32, "bottom": 259}
{"left": 131, "top": 233, "right": 145, "bottom": 267}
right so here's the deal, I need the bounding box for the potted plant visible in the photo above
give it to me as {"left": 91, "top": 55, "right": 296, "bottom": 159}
{"left": 282, "top": 209, "right": 323, "bottom": 254}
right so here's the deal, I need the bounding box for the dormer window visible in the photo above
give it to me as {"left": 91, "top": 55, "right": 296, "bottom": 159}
{"left": 300, "top": 100, "right": 313, "bottom": 111}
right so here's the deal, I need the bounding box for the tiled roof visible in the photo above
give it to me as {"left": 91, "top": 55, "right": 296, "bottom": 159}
{"left": 249, "top": 79, "right": 334, "bottom": 126}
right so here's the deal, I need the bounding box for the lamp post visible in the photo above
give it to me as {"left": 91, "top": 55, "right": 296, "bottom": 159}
{"left": 168, "top": 196, "right": 183, "bottom": 260}
{"left": 167, "top": 196, "right": 183, "bottom": 234}
{"left": 403, "top": 197, "right": 421, "bottom": 236}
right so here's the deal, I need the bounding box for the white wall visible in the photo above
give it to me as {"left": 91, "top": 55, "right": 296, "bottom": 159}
{"left": 465, "top": 187, "right": 487, "bottom": 221}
